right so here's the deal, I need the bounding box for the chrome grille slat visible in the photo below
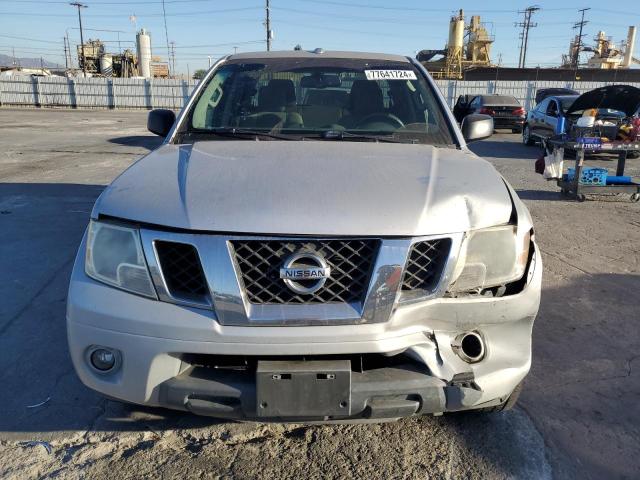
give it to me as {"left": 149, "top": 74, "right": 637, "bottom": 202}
{"left": 401, "top": 239, "right": 452, "bottom": 292}
{"left": 231, "top": 239, "right": 380, "bottom": 305}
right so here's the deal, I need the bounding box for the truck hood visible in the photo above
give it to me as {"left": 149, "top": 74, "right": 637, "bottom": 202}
{"left": 93, "top": 141, "right": 513, "bottom": 236}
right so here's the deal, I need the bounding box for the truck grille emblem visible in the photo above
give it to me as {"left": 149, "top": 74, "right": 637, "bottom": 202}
{"left": 279, "top": 252, "right": 331, "bottom": 294}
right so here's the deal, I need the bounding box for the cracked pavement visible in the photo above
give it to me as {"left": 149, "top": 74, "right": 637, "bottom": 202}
{"left": 0, "top": 109, "right": 639, "bottom": 479}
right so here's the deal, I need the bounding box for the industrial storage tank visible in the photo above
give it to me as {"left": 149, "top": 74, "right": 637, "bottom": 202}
{"left": 448, "top": 11, "right": 465, "bottom": 52}
{"left": 136, "top": 28, "right": 152, "bottom": 78}
{"left": 99, "top": 54, "right": 113, "bottom": 77}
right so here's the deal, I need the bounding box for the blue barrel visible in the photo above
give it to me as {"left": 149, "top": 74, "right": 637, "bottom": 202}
{"left": 606, "top": 176, "right": 633, "bottom": 185}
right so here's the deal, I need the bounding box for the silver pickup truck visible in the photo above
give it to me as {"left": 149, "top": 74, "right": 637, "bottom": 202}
{"left": 67, "top": 50, "right": 541, "bottom": 421}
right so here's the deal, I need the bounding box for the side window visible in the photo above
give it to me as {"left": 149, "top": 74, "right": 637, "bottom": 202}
{"left": 546, "top": 100, "right": 558, "bottom": 117}
{"left": 535, "top": 98, "right": 549, "bottom": 113}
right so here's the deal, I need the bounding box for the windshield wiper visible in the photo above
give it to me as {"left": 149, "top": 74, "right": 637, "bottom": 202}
{"left": 319, "top": 130, "right": 414, "bottom": 143}
{"left": 188, "top": 127, "right": 300, "bottom": 141}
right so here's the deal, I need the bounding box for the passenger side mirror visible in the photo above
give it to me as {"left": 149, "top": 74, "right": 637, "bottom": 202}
{"left": 461, "top": 114, "right": 493, "bottom": 142}
{"left": 147, "top": 109, "right": 176, "bottom": 137}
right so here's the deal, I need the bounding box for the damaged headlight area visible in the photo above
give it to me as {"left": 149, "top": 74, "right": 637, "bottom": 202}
{"left": 447, "top": 225, "right": 531, "bottom": 296}
{"left": 85, "top": 220, "right": 157, "bottom": 299}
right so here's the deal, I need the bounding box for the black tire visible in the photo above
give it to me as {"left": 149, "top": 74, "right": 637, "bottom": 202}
{"left": 476, "top": 382, "right": 523, "bottom": 413}
{"left": 522, "top": 125, "right": 535, "bottom": 146}
{"left": 512, "top": 127, "right": 523, "bottom": 134}
{"left": 576, "top": 193, "right": 587, "bottom": 202}
{"left": 626, "top": 151, "right": 640, "bottom": 159}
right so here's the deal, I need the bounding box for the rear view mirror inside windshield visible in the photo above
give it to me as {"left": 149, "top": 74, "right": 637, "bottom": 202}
{"left": 300, "top": 74, "right": 341, "bottom": 89}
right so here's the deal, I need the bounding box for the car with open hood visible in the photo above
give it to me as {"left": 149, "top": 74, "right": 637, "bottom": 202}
{"left": 67, "top": 50, "right": 541, "bottom": 421}
{"left": 523, "top": 84, "right": 640, "bottom": 158}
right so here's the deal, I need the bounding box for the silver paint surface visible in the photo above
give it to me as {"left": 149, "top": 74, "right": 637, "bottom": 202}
{"left": 93, "top": 141, "right": 512, "bottom": 236}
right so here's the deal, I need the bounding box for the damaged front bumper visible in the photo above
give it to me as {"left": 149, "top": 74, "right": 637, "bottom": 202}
{"left": 66, "top": 240, "right": 541, "bottom": 420}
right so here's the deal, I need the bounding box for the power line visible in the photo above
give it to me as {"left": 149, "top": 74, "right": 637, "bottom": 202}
{"left": 0, "top": 6, "right": 263, "bottom": 18}
{"left": 515, "top": 5, "right": 540, "bottom": 69}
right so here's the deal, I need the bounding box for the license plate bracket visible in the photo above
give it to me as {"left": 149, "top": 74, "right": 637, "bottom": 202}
{"left": 256, "top": 360, "right": 351, "bottom": 418}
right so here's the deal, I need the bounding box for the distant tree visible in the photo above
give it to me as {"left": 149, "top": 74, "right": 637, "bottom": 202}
{"left": 192, "top": 69, "right": 207, "bottom": 80}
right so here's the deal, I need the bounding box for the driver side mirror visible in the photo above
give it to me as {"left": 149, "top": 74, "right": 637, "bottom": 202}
{"left": 461, "top": 114, "right": 493, "bottom": 142}
{"left": 147, "top": 109, "right": 176, "bottom": 137}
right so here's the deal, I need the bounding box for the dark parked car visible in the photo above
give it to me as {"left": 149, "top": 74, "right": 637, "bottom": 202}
{"left": 534, "top": 88, "right": 578, "bottom": 105}
{"left": 453, "top": 94, "right": 525, "bottom": 133}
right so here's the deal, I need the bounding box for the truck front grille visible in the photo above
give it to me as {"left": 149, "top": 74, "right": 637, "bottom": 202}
{"left": 155, "top": 241, "right": 210, "bottom": 303}
{"left": 401, "top": 239, "right": 452, "bottom": 292}
{"left": 231, "top": 239, "right": 380, "bottom": 305}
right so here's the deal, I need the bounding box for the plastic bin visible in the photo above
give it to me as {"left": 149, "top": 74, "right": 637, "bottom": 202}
{"left": 567, "top": 167, "right": 608, "bottom": 185}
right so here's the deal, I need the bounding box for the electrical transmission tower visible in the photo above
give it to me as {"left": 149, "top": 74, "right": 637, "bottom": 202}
{"left": 515, "top": 6, "right": 540, "bottom": 69}
{"left": 572, "top": 8, "right": 590, "bottom": 69}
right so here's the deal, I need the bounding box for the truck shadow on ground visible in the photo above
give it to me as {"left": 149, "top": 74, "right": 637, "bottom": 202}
{"left": 108, "top": 135, "right": 163, "bottom": 151}
{"left": 468, "top": 138, "right": 540, "bottom": 160}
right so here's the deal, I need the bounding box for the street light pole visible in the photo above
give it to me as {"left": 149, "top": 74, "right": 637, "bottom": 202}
{"left": 70, "top": 2, "right": 88, "bottom": 77}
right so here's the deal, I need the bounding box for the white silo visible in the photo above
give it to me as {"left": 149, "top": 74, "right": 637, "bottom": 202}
{"left": 99, "top": 54, "right": 113, "bottom": 77}
{"left": 136, "top": 28, "right": 152, "bottom": 78}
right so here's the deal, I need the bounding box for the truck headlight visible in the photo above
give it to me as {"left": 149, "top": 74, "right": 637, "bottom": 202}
{"left": 85, "top": 220, "right": 157, "bottom": 298}
{"left": 449, "top": 225, "right": 530, "bottom": 293}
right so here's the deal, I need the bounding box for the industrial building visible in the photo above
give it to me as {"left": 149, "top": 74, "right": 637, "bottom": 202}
{"left": 74, "top": 29, "right": 169, "bottom": 78}
{"left": 417, "top": 8, "right": 639, "bottom": 81}
{"left": 417, "top": 9, "right": 495, "bottom": 79}
{"left": 562, "top": 26, "right": 639, "bottom": 70}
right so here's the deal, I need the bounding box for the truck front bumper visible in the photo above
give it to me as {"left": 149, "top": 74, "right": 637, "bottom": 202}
{"left": 67, "top": 243, "right": 541, "bottom": 420}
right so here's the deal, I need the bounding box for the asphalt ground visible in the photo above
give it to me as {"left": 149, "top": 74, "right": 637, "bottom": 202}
{"left": 0, "top": 109, "right": 639, "bottom": 479}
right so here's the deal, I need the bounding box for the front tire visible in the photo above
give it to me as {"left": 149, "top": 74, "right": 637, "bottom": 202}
{"left": 522, "top": 125, "right": 535, "bottom": 146}
{"left": 477, "top": 382, "right": 523, "bottom": 413}
{"left": 627, "top": 151, "right": 640, "bottom": 159}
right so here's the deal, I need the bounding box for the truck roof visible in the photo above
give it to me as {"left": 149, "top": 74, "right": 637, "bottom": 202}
{"left": 226, "top": 50, "right": 411, "bottom": 63}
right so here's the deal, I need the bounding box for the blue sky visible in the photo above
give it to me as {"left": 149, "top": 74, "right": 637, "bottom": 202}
{"left": 1, "top": 0, "right": 638, "bottom": 74}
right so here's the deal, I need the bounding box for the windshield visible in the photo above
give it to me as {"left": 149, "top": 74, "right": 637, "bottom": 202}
{"left": 185, "top": 57, "right": 455, "bottom": 145}
{"left": 558, "top": 96, "right": 579, "bottom": 112}
{"left": 482, "top": 95, "right": 519, "bottom": 106}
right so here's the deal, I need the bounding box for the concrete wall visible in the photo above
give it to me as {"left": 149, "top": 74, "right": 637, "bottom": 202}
{"left": 2, "top": 75, "right": 640, "bottom": 111}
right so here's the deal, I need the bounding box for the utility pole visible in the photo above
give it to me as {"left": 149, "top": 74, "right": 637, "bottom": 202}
{"left": 63, "top": 35, "right": 69, "bottom": 69}
{"left": 70, "top": 2, "right": 87, "bottom": 77}
{"left": 161, "top": 0, "right": 172, "bottom": 77}
{"left": 169, "top": 41, "right": 176, "bottom": 78}
{"left": 515, "top": 6, "right": 540, "bottom": 69}
{"left": 572, "top": 8, "right": 590, "bottom": 70}
{"left": 265, "top": 0, "right": 272, "bottom": 51}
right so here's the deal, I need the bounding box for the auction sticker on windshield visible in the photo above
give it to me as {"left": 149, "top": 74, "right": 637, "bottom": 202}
{"left": 365, "top": 70, "right": 417, "bottom": 80}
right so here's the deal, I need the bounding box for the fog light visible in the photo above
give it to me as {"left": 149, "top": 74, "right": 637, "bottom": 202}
{"left": 87, "top": 346, "right": 121, "bottom": 373}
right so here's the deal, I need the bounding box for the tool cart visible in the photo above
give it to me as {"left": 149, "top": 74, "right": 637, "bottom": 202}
{"left": 549, "top": 138, "right": 640, "bottom": 202}
{"left": 543, "top": 85, "right": 640, "bottom": 202}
